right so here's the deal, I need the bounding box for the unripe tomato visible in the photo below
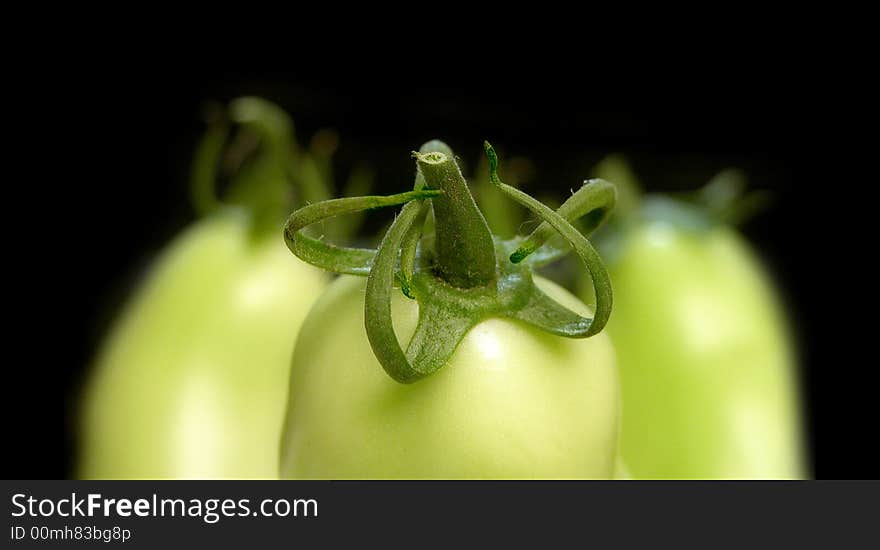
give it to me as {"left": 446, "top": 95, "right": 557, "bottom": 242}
{"left": 597, "top": 205, "right": 804, "bottom": 479}
{"left": 77, "top": 97, "right": 358, "bottom": 479}
{"left": 280, "top": 275, "right": 619, "bottom": 479}
{"left": 78, "top": 211, "right": 325, "bottom": 478}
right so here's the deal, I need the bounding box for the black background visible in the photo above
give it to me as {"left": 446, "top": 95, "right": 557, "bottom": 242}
{"left": 8, "top": 47, "right": 873, "bottom": 479}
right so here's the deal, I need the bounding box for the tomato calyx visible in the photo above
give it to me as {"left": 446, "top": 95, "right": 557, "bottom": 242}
{"left": 283, "top": 140, "right": 617, "bottom": 383}
{"left": 189, "top": 97, "right": 372, "bottom": 242}
{"left": 594, "top": 155, "right": 769, "bottom": 233}
{"left": 637, "top": 171, "right": 770, "bottom": 232}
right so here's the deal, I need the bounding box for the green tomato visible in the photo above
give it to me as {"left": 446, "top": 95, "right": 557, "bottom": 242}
{"left": 78, "top": 211, "right": 325, "bottom": 479}
{"left": 280, "top": 274, "right": 620, "bottom": 479}
{"left": 597, "top": 213, "right": 804, "bottom": 479}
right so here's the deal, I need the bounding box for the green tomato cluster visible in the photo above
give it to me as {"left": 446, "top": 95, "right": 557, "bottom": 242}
{"left": 77, "top": 101, "right": 804, "bottom": 480}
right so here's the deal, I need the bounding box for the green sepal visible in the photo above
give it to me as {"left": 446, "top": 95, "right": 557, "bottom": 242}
{"left": 283, "top": 140, "right": 618, "bottom": 383}
{"left": 283, "top": 190, "right": 442, "bottom": 276}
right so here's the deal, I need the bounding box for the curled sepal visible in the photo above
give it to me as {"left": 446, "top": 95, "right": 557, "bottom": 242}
{"left": 190, "top": 110, "right": 228, "bottom": 217}
{"left": 365, "top": 201, "right": 436, "bottom": 383}
{"left": 283, "top": 189, "right": 441, "bottom": 276}
{"left": 485, "top": 141, "right": 613, "bottom": 336}
{"left": 699, "top": 169, "right": 771, "bottom": 226}
{"left": 512, "top": 178, "right": 616, "bottom": 266}
{"left": 508, "top": 284, "right": 592, "bottom": 337}
{"left": 399, "top": 201, "right": 431, "bottom": 298}
{"left": 229, "top": 97, "right": 297, "bottom": 149}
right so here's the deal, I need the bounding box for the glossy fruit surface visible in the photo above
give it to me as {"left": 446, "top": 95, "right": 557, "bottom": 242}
{"left": 280, "top": 275, "right": 619, "bottom": 479}
{"left": 598, "top": 213, "right": 803, "bottom": 479}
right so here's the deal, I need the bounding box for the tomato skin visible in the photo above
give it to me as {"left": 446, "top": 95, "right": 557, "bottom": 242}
{"left": 78, "top": 211, "right": 325, "bottom": 479}
{"left": 280, "top": 274, "right": 619, "bottom": 479}
{"left": 599, "top": 220, "right": 804, "bottom": 479}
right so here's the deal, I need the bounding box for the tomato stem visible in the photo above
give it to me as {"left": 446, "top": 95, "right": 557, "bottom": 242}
{"left": 414, "top": 141, "right": 496, "bottom": 289}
